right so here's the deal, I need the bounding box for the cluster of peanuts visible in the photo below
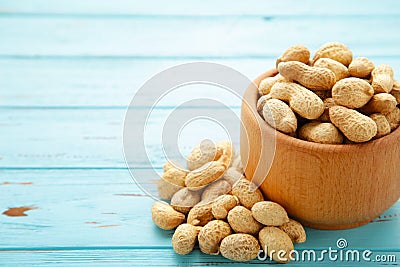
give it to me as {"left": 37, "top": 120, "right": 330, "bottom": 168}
{"left": 257, "top": 42, "right": 400, "bottom": 144}
{"left": 152, "top": 140, "right": 306, "bottom": 263}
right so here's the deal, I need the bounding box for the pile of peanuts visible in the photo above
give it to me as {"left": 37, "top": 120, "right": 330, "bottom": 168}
{"left": 152, "top": 140, "right": 305, "bottom": 263}
{"left": 257, "top": 42, "right": 400, "bottom": 144}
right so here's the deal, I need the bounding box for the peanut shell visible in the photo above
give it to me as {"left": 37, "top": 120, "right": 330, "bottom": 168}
{"left": 332, "top": 77, "right": 374, "bottom": 109}
{"left": 278, "top": 219, "right": 306, "bottom": 243}
{"left": 251, "top": 201, "right": 289, "bottom": 226}
{"left": 198, "top": 220, "right": 231, "bottom": 255}
{"left": 312, "top": 42, "right": 353, "bottom": 66}
{"left": 278, "top": 61, "right": 336, "bottom": 90}
{"left": 220, "top": 234, "right": 260, "bottom": 262}
{"left": 259, "top": 227, "right": 294, "bottom": 263}
{"left": 212, "top": 195, "right": 239, "bottom": 220}
{"left": 348, "top": 57, "right": 374, "bottom": 78}
{"left": 151, "top": 201, "right": 185, "bottom": 230}
{"left": 231, "top": 178, "right": 264, "bottom": 209}
{"left": 330, "top": 106, "right": 377, "bottom": 143}
{"left": 227, "top": 206, "right": 263, "bottom": 235}
{"left": 185, "top": 161, "right": 226, "bottom": 191}
{"left": 172, "top": 224, "right": 201, "bottom": 255}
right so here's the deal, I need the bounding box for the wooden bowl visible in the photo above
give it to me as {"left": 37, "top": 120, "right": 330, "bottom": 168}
{"left": 240, "top": 69, "right": 400, "bottom": 230}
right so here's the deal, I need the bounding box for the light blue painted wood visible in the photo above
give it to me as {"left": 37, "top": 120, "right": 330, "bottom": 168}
{"left": 1, "top": 0, "right": 400, "bottom": 16}
{"left": 0, "top": 58, "right": 274, "bottom": 107}
{"left": 1, "top": 57, "right": 399, "bottom": 107}
{"left": 0, "top": 108, "right": 241, "bottom": 168}
{"left": 0, "top": 170, "right": 398, "bottom": 251}
{"left": 0, "top": 0, "right": 399, "bottom": 265}
{"left": 0, "top": 17, "right": 400, "bottom": 57}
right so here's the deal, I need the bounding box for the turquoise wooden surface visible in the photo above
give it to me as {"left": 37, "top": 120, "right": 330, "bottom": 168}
{"left": 0, "top": 0, "right": 399, "bottom": 266}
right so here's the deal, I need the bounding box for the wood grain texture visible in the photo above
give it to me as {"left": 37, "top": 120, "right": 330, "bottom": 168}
{"left": 1, "top": 17, "right": 400, "bottom": 57}
{"left": 0, "top": 108, "right": 240, "bottom": 168}
{"left": 0, "top": 170, "right": 398, "bottom": 250}
{"left": 1, "top": 57, "right": 399, "bottom": 107}
{"left": 0, "top": 58, "right": 272, "bottom": 107}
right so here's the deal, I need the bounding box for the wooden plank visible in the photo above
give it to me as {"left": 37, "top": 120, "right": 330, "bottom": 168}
{"left": 0, "top": 108, "right": 241, "bottom": 168}
{"left": 1, "top": 17, "right": 400, "bottom": 57}
{"left": 0, "top": 169, "right": 161, "bottom": 248}
{"left": 1, "top": 57, "right": 400, "bottom": 107}
{"left": 0, "top": 58, "right": 276, "bottom": 107}
{"left": 0, "top": 169, "right": 399, "bottom": 251}
{"left": 0, "top": 249, "right": 398, "bottom": 266}
{"left": 1, "top": 0, "right": 400, "bottom": 16}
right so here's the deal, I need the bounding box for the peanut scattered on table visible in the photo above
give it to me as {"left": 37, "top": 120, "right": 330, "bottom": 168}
{"left": 258, "top": 42, "right": 400, "bottom": 143}
{"left": 152, "top": 140, "right": 306, "bottom": 263}
{"left": 220, "top": 234, "right": 260, "bottom": 262}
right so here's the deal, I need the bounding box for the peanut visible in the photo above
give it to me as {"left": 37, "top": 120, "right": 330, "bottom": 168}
{"left": 258, "top": 74, "right": 289, "bottom": 96}
{"left": 172, "top": 224, "right": 201, "bottom": 255}
{"left": 153, "top": 141, "right": 309, "bottom": 261}
{"left": 256, "top": 94, "right": 272, "bottom": 115}
{"left": 187, "top": 139, "right": 218, "bottom": 171}
{"left": 251, "top": 201, "right": 289, "bottom": 226}
{"left": 220, "top": 234, "right": 260, "bottom": 262}
{"left": 227, "top": 206, "right": 263, "bottom": 235}
{"left": 216, "top": 140, "right": 234, "bottom": 168}
{"left": 163, "top": 161, "right": 174, "bottom": 172}
{"left": 185, "top": 161, "right": 226, "bottom": 191}
{"left": 259, "top": 227, "right": 294, "bottom": 263}
{"left": 276, "top": 44, "right": 310, "bottom": 68}
{"left": 162, "top": 167, "right": 187, "bottom": 187}
{"left": 279, "top": 219, "right": 307, "bottom": 243}
{"left": 198, "top": 220, "right": 231, "bottom": 255}
{"left": 222, "top": 167, "right": 244, "bottom": 186}
{"left": 329, "top": 106, "right": 377, "bottom": 143}
{"left": 171, "top": 188, "right": 201, "bottom": 214}
{"left": 299, "top": 122, "right": 343, "bottom": 144}
{"left": 385, "top": 108, "right": 400, "bottom": 131}
{"left": 278, "top": 61, "right": 336, "bottom": 90}
{"left": 157, "top": 178, "right": 182, "bottom": 200}
{"left": 332, "top": 78, "right": 374, "bottom": 108}
{"left": 318, "top": 98, "right": 336, "bottom": 122}
{"left": 348, "top": 57, "right": 375, "bottom": 78}
{"left": 212, "top": 194, "right": 239, "bottom": 220}
{"left": 313, "top": 58, "right": 349, "bottom": 81}
{"left": 151, "top": 201, "right": 185, "bottom": 230}
{"left": 312, "top": 42, "right": 353, "bottom": 66}
{"left": 187, "top": 202, "right": 214, "bottom": 226}
{"left": 201, "top": 179, "right": 231, "bottom": 203}
{"left": 369, "top": 113, "right": 391, "bottom": 139}
{"left": 371, "top": 64, "right": 394, "bottom": 93}
{"left": 231, "top": 178, "right": 264, "bottom": 209}
{"left": 360, "top": 93, "right": 397, "bottom": 115}
{"left": 270, "top": 82, "right": 325, "bottom": 119}
{"left": 262, "top": 98, "right": 297, "bottom": 134}
{"left": 390, "top": 80, "right": 400, "bottom": 104}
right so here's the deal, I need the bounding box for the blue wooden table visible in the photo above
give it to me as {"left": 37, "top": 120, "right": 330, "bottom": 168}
{"left": 0, "top": 0, "right": 399, "bottom": 265}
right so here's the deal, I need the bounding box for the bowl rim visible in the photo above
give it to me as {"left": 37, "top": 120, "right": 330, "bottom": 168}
{"left": 248, "top": 69, "right": 400, "bottom": 153}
